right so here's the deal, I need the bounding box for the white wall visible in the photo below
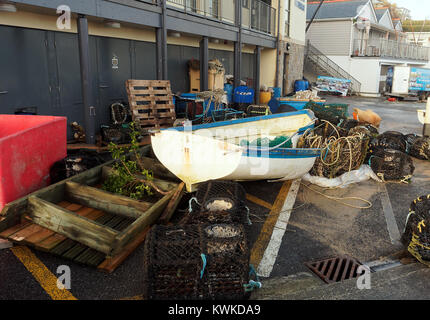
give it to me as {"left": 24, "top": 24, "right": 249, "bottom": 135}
{"left": 327, "top": 56, "right": 381, "bottom": 94}
{"left": 307, "top": 20, "right": 353, "bottom": 55}
{"left": 280, "top": 0, "right": 307, "bottom": 45}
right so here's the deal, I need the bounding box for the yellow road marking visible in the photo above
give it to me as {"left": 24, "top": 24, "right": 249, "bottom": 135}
{"left": 250, "top": 181, "right": 292, "bottom": 267}
{"left": 11, "top": 246, "right": 77, "bottom": 300}
{"left": 119, "top": 294, "right": 144, "bottom": 300}
{"left": 246, "top": 193, "right": 273, "bottom": 210}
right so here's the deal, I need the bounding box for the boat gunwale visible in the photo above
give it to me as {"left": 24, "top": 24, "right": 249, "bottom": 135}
{"left": 163, "top": 109, "right": 317, "bottom": 132}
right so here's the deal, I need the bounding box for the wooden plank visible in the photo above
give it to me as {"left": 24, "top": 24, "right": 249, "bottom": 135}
{"left": 133, "top": 112, "right": 176, "bottom": 120}
{"left": 23, "top": 203, "right": 85, "bottom": 246}
{"left": 139, "top": 156, "right": 179, "bottom": 182}
{"left": 0, "top": 221, "right": 32, "bottom": 239}
{"left": 158, "top": 182, "right": 185, "bottom": 225}
{"left": 98, "top": 227, "right": 150, "bottom": 273}
{"left": 28, "top": 196, "right": 119, "bottom": 255}
{"left": 111, "top": 191, "right": 173, "bottom": 256}
{"left": 65, "top": 181, "right": 153, "bottom": 219}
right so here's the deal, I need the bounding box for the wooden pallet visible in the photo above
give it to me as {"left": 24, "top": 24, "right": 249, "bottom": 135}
{"left": 126, "top": 80, "right": 176, "bottom": 133}
{"left": 0, "top": 147, "right": 184, "bottom": 272}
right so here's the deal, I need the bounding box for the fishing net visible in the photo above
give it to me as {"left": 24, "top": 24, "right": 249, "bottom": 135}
{"left": 142, "top": 224, "right": 251, "bottom": 300}
{"left": 239, "top": 136, "right": 293, "bottom": 149}
{"left": 368, "top": 149, "right": 414, "bottom": 183}
{"left": 310, "top": 134, "right": 370, "bottom": 179}
{"left": 408, "top": 136, "right": 430, "bottom": 160}
{"left": 368, "top": 131, "right": 407, "bottom": 154}
{"left": 181, "top": 181, "right": 250, "bottom": 225}
{"left": 305, "top": 102, "right": 349, "bottom": 125}
{"left": 402, "top": 195, "right": 430, "bottom": 266}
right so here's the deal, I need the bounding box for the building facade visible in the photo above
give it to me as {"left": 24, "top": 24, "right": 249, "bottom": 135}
{"left": 305, "top": 0, "right": 429, "bottom": 96}
{"left": 0, "top": 0, "right": 307, "bottom": 141}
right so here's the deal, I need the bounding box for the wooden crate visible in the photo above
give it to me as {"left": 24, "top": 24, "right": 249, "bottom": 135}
{"left": 0, "top": 147, "right": 184, "bottom": 273}
{"left": 126, "top": 80, "right": 176, "bottom": 133}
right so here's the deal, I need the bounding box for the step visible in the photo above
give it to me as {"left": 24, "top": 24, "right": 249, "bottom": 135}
{"left": 250, "top": 272, "right": 324, "bottom": 300}
{"left": 255, "top": 263, "right": 429, "bottom": 300}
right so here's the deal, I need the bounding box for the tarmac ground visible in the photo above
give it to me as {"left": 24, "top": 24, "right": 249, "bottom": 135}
{"left": 0, "top": 95, "right": 429, "bottom": 300}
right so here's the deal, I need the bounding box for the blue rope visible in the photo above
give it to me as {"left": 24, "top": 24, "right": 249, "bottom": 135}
{"left": 200, "top": 254, "right": 207, "bottom": 279}
{"left": 243, "top": 264, "right": 262, "bottom": 292}
{"left": 188, "top": 197, "right": 200, "bottom": 213}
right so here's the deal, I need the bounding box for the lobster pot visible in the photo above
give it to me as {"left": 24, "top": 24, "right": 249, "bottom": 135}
{"left": 369, "top": 149, "right": 414, "bottom": 183}
{"left": 305, "top": 102, "right": 349, "bottom": 125}
{"left": 183, "top": 181, "right": 249, "bottom": 225}
{"left": 369, "top": 131, "right": 407, "bottom": 154}
{"left": 408, "top": 136, "right": 430, "bottom": 160}
{"left": 143, "top": 224, "right": 250, "bottom": 300}
{"left": 310, "top": 135, "right": 369, "bottom": 179}
{"left": 402, "top": 195, "right": 430, "bottom": 265}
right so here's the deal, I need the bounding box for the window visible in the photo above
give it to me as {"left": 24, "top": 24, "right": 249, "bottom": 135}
{"left": 284, "top": 0, "right": 290, "bottom": 37}
{"left": 242, "top": 0, "right": 249, "bottom": 9}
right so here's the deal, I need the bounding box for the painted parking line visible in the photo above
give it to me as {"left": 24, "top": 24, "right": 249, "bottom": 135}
{"left": 246, "top": 193, "right": 273, "bottom": 210}
{"left": 250, "top": 181, "right": 292, "bottom": 270}
{"left": 11, "top": 246, "right": 77, "bottom": 300}
{"left": 379, "top": 184, "right": 402, "bottom": 246}
{"left": 257, "top": 179, "right": 301, "bottom": 277}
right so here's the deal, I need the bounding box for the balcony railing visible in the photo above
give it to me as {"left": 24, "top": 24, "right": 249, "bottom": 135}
{"left": 165, "top": 0, "right": 276, "bottom": 35}
{"left": 352, "top": 38, "right": 430, "bottom": 61}
{"left": 241, "top": 0, "right": 276, "bottom": 35}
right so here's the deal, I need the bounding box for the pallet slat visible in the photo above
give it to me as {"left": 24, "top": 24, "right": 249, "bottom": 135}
{"left": 126, "top": 79, "right": 176, "bottom": 132}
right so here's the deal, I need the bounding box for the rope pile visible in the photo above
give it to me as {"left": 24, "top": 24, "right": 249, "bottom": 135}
{"left": 298, "top": 120, "right": 370, "bottom": 179}
{"left": 402, "top": 195, "right": 430, "bottom": 266}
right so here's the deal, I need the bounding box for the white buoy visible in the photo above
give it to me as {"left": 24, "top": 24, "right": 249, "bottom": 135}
{"left": 424, "top": 97, "right": 430, "bottom": 137}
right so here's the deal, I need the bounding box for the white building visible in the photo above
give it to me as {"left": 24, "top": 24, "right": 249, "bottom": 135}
{"left": 305, "top": 0, "right": 429, "bottom": 96}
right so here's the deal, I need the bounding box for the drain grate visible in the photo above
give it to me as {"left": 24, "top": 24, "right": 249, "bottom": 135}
{"left": 304, "top": 255, "right": 365, "bottom": 284}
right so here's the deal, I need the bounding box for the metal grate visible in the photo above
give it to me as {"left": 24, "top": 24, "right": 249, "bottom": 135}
{"left": 304, "top": 255, "right": 364, "bottom": 284}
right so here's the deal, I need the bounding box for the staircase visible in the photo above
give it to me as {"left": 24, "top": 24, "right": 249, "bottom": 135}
{"left": 304, "top": 41, "right": 362, "bottom": 95}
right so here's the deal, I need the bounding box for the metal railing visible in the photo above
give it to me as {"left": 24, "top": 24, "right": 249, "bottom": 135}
{"left": 352, "top": 38, "right": 430, "bottom": 61}
{"left": 305, "top": 41, "right": 362, "bottom": 94}
{"left": 165, "top": 0, "right": 276, "bottom": 35}
{"left": 241, "top": 0, "right": 276, "bottom": 35}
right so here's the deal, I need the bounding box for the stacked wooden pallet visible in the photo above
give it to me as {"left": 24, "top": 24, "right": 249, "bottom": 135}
{"left": 126, "top": 80, "right": 176, "bottom": 133}
{"left": 0, "top": 147, "right": 184, "bottom": 273}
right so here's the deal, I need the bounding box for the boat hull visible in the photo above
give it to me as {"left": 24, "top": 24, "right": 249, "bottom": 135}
{"left": 151, "top": 110, "right": 320, "bottom": 191}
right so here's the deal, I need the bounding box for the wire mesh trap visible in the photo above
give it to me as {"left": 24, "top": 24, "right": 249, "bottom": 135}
{"left": 368, "top": 131, "right": 407, "bottom": 154}
{"left": 142, "top": 224, "right": 251, "bottom": 300}
{"left": 408, "top": 136, "right": 430, "bottom": 161}
{"left": 368, "top": 149, "right": 414, "bottom": 183}
{"left": 402, "top": 195, "right": 430, "bottom": 266}
{"left": 181, "top": 181, "right": 250, "bottom": 225}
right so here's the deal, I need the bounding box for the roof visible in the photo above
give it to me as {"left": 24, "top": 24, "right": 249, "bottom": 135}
{"left": 374, "top": 7, "right": 389, "bottom": 21}
{"left": 306, "top": 0, "right": 370, "bottom": 20}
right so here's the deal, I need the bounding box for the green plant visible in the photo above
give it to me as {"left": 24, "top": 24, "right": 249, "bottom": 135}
{"left": 102, "top": 122, "right": 165, "bottom": 200}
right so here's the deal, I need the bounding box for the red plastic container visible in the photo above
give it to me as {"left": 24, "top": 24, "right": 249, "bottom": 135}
{"left": 0, "top": 115, "right": 67, "bottom": 210}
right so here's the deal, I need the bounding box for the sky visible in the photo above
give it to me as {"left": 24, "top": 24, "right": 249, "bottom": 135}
{"left": 392, "top": 0, "right": 430, "bottom": 20}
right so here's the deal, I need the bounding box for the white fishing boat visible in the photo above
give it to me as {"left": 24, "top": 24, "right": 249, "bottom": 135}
{"left": 151, "top": 109, "right": 321, "bottom": 191}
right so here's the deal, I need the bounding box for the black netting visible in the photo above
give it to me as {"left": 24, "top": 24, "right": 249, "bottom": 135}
{"left": 310, "top": 135, "right": 369, "bottom": 179}
{"left": 402, "top": 196, "right": 430, "bottom": 264}
{"left": 181, "top": 181, "right": 249, "bottom": 225}
{"left": 369, "top": 149, "right": 414, "bottom": 182}
{"left": 369, "top": 131, "right": 407, "bottom": 154}
{"left": 143, "top": 224, "right": 250, "bottom": 300}
{"left": 409, "top": 136, "right": 430, "bottom": 160}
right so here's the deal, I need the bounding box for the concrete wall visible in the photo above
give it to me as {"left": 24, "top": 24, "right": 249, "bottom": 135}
{"left": 283, "top": 41, "right": 305, "bottom": 94}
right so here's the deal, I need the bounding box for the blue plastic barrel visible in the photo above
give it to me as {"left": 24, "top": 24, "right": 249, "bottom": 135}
{"left": 224, "top": 84, "right": 234, "bottom": 104}
{"left": 234, "top": 86, "right": 255, "bottom": 104}
{"left": 294, "top": 80, "right": 309, "bottom": 92}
